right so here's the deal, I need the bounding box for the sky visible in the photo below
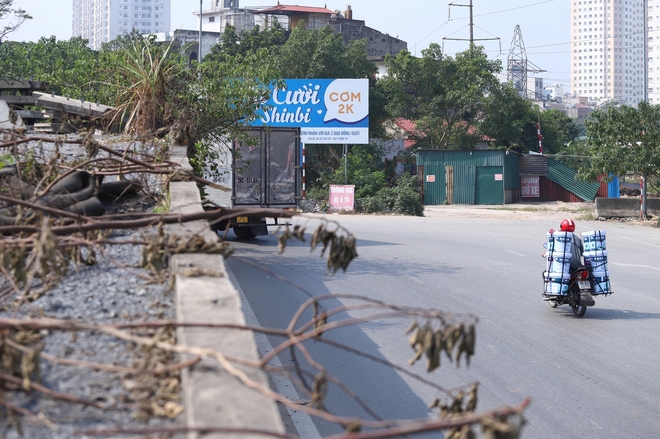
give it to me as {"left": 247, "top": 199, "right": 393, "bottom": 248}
{"left": 7, "top": 0, "right": 571, "bottom": 86}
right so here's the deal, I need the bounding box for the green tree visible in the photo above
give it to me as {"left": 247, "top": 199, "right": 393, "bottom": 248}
{"left": 100, "top": 29, "right": 149, "bottom": 52}
{"left": 0, "top": 0, "right": 31, "bottom": 42}
{"left": 274, "top": 24, "right": 376, "bottom": 79}
{"left": 541, "top": 108, "right": 579, "bottom": 153}
{"left": 554, "top": 138, "right": 592, "bottom": 171}
{"left": 192, "top": 49, "right": 279, "bottom": 145}
{"left": 204, "top": 22, "right": 287, "bottom": 63}
{"left": 331, "top": 144, "right": 386, "bottom": 198}
{"left": 381, "top": 44, "right": 502, "bottom": 150}
{"left": 584, "top": 101, "right": 660, "bottom": 217}
{"left": 0, "top": 37, "right": 102, "bottom": 99}
{"left": 269, "top": 23, "right": 383, "bottom": 193}
{"left": 479, "top": 85, "right": 536, "bottom": 152}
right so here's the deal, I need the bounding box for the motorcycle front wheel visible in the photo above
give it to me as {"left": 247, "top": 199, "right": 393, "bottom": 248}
{"left": 572, "top": 303, "right": 587, "bottom": 317}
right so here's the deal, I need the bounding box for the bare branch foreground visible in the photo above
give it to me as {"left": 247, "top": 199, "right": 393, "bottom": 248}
{"left": 0, "top": 130, "right": 529, "bottom": 438}
{"left": 0, "top": 293, "right": 529, "bottom": 439}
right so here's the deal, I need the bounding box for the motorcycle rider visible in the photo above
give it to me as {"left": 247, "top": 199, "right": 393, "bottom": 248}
{"left": 547, "top": 218, "right": 583, "bottom": 270}
{"left": 560, "top": 218, "right": 583, "bottom": 270}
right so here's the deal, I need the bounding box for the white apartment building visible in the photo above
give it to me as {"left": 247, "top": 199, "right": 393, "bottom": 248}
{"left": 73, "top": 0, "right": 171, "bottom": 50}
{"left": 571, "top": 0, "right": 645, "bottom": 105}
{"left": 648, "top": 0, "right": 660, "bottom": 103}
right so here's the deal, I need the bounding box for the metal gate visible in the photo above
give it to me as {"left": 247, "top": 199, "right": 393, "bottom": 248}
{"left": 475, "top": 166, "right": 504, "bottom": 205}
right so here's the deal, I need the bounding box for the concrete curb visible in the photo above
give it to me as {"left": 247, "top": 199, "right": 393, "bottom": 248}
{"left": 166, "top": 146, "right": 285, "bottom": 438}
{"left": 596, "top": 197, "right": 660, "bottom": 218}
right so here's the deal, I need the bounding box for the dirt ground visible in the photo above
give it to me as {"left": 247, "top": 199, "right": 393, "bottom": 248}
{"left": 422, "top": 201, "right": 659, "bottom": 227}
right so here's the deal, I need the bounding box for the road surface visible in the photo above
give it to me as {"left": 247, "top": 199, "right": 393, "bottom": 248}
{"left": 226, "top": 207, "right": 660, "bottom": 438}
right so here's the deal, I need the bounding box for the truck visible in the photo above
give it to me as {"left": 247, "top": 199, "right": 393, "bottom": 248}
{"left": 206, "top": 127, "right": 301, "bottom": 238}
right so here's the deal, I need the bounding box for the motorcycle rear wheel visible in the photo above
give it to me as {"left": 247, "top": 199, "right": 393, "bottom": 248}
{"left": 572, "top": 303, "right": 587, "bottom": 317}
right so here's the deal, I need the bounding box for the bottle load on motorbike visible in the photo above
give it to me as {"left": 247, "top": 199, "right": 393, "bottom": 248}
{"left": 541, "top": 218, "right": 613, "bottom": 317}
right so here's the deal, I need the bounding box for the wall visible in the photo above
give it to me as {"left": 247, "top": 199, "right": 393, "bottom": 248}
{"left": 328, "top": 19, "right": 407, "bottom": 58}
{"left": 417, "top": 150, "right": 519, "bottom": 205}
{"left": 595, "top": 197, "right": 660, "bottom": 218}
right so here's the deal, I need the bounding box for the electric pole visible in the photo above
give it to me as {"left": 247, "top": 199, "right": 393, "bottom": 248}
{"left": 443, "top": 0, "right": 500, "bottom": 53}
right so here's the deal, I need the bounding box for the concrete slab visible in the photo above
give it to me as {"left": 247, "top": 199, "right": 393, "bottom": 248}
{"left": 596, "top": 197, "right": 660, "bottom": 218}
{"left": 166, "top": 146, "right": 285, "bottom": 439}
{"left": 0, "top": 99, "right": 25, "bottom": 130}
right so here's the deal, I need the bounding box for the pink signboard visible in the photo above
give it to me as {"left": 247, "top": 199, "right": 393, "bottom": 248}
{"left": 329, "top": 185, "right": 355, "bottom": 211}
{"left": 521, "top": 175, "right": 540, "bottom": 198}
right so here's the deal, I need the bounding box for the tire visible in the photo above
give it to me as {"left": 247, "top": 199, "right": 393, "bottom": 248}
{"left": 233, "top": 226, "right": 256, "bottom": 239}
{"left": 572, "top": 303, "right": 587, "bottom": 317}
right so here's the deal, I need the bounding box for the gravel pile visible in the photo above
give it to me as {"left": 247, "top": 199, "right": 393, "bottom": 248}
{"left": 1, "top": 133, "right": 183, "bottom": 438}
{"left": 1, "top": 227, "right": 182, "bottom": 439}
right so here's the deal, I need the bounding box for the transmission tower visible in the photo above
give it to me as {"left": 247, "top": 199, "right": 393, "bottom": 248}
{"left": 507, "top": 25, "right": 545, "bottom": 99}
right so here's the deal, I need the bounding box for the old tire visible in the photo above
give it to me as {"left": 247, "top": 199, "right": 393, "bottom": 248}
{"left": 233, "top": 226, "right": 256, "bottom": 239}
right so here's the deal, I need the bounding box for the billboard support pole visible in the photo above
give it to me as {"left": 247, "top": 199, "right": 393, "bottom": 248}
{"left": 344, "top": 144, "right": 348, "bottom": 185}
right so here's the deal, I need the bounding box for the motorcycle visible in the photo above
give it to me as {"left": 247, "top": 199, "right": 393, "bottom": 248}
{"left": 542, "top": 229, "right": 613, "bottom": 318}
{"left": 543, "top": 266, "right": 595, "bottom": 317}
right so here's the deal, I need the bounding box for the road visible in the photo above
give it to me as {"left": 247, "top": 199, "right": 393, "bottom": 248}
{"left": 225, "top": 208, "right": 660, "bottom": 438}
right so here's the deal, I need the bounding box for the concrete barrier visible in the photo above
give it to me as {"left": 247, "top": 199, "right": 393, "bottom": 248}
{"left": 595, "top": 197, "right": 660, "bottom": 218}
{"left": 166, "top": 146, "right": 285, "bottom": 439}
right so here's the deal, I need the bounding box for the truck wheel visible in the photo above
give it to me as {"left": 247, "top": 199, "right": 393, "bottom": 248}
{"left": 233, "top": 226, "right": 256, "bottom": 239}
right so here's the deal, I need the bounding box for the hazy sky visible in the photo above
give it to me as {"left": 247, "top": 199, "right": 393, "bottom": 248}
{"left": 7, "top": 0, "right": 570, "bottom": 85}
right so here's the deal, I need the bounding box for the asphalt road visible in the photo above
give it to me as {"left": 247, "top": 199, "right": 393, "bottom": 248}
{"left": 226, "top": 209, "right": 660, "bottom": 438}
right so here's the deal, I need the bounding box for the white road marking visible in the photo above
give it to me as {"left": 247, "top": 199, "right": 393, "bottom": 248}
{"left": 506, "top": 250, "right": 527, "bottom": 257}
{"left": 611, "top": 263, "right": 660, "bottom": 272}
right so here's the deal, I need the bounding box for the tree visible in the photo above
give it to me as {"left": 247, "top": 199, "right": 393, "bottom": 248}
{"left": 204, "top": 22, "right": 287, "bottom": 63}
{"left": 381, "top": 44, "right": 502, "bottom": 150}
{"left": 0, "top": 0, "right": 31, "bottom": 43}
{"left": 330, "top": 144, "right": 386, "bottom": 198}
{"left": 541, "top": 108, "right": 579, "bottom": 153}
{"left": 274, "top": 23, "right": 375, "bottom": 80}
{"left": 479, "top": 84, "right": 537, "bottom": 152}
{"left": 554, "top": 138, "right": 592, "bottom": 171}
{"left": 192, "top": 49, "right": 279, "bottom": 145}
{"left": 584, "top": 101, "right": 660, "bottom": 217}
{"left": 0, "top": 37, "right": 101, "bottom": 99}
{"left": 268, "top": 23, "right": 383, "bottom": 194}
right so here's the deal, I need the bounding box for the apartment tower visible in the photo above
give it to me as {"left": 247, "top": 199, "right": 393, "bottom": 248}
{"left": 647, "top": 0, "right": 660, "bottom": 103}
{"left": 73, "top": 0, "right": 171, "bottom": 50}
{"left": 571, "top": 0, "right": 645, "bottom": 105}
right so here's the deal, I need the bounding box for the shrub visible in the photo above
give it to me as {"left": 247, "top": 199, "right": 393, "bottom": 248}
{"left": 357, "top": 173, "right": 424, "bottom": 216}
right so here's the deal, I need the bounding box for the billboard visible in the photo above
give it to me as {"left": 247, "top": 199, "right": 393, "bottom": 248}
{"left": 252, "top": 79, "right": 369, "bottom": 144}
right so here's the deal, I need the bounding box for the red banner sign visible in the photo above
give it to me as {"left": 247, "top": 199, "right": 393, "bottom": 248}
{"left": 521, "top": 175, "right": 540, "bottom": 198}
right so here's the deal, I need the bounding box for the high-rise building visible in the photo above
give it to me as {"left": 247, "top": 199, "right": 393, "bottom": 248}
{"left": 73, "top": 0, "right": 171, "bottom": 50}
{"left": 648, "top": 0, "right": 660, "bottom": 103}
{"left": 570, "top": 0, "right": 645, "bottom": 105}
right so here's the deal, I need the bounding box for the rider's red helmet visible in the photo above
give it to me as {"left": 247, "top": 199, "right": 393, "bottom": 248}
{"left": 560, "top": 218, "right": 576, "bottom": 232}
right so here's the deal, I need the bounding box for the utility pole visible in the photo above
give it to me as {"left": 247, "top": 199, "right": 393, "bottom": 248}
{"left": 443, "top": 0, "right": 500, "bottom": 53}
{"left": 199, "top": 0, "right": 203, "bottom": 62}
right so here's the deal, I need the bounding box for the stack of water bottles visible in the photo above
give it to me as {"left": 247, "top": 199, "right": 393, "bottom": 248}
{"left": 582, "top": 230, "right": 611, "bottom": 294}
{"left": 544, "top": 231, "right": 574, "bottom": 296}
